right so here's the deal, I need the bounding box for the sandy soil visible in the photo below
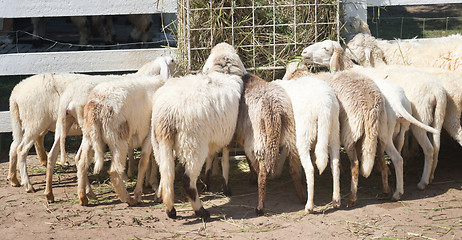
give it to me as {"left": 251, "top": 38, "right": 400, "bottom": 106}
{"left": 1, "top": 143, "right": 461, "bottom": 240}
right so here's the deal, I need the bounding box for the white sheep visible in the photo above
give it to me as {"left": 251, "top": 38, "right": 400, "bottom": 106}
{"left": 346, "top": 32, "right": 462, "bottom": 183}
{"left": 43, "top": 56, "right": 174, "bottom": 203}
{"left": 9, "top": 57, "right": 173, "bottom": 195}
{"left": 344, "top": 18, "right": 462, "bottom": 74}
{"left": 148, "top": 43, "right": 245, "bottom": 219}
{"left": 301, "top": 42, "right": 386, "bottom": 206}
{"left": 8, "top": 73, "right": 84, "bottom": 193}
{"left": 302, "top": 40, "right": 445, "bottom": 193}
{"left": 224, "top": 72, "right": 307, "bottom": 216}
{"left": 76, "top": 71, "right": 169, "bottom": 206}
{"left": 273, "top": 61, "right": 341, "bottom": 212}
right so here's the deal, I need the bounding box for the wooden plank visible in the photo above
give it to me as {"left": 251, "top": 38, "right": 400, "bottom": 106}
{"left": 0, "top": 0, "right": 177, "bottom": 18}
{"left": 0, "top": 48, "right": 177, "bottom": 75}
{"left": 0, "top": 111, "right": 12, "bottom": 133}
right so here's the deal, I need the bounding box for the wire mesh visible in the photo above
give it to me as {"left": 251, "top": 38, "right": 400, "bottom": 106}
{"left": 177, "top": 0, "right": 340, "bottom": 80}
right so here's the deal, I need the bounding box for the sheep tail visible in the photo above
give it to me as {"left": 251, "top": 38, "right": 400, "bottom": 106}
{"left": 263, "top": 103, "right": 282, "bottom": 176}
{"left": 360, "top": 102, "right": 381, "bottom": 178}
{"left": 395, "top": 103, "right": 439, "bottom": 135}
{"left": 9, "top": 99, "right": 23, "bottom": 142}
{"left": 314, "top": 112, "right": 330, "bottom": 175}
{"left": 83, "top": 100, "right": 106, "bottom": 174}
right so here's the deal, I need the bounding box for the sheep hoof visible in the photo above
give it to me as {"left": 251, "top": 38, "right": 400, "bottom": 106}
{"left": 166, "top": 207, "right": 177, "bottom": 219}
{"left": 347, "top": 199, "right": 356, "bottom": 208}
{"left": 126, "top": 197, "right": 138, "bottom": 206}
{"left": 25, "top": 185, "right": 36, "bottom": 193}
{"left": 80, "top": 196, "right": 89, "bottom": 206}
{"left": 417, "top": 182, "right": 427, "bottom": 190}
{"left": 332, "top": 199, "right": 341, "bottom": 209}
{"left": 222, "top": 187, "right": 232, "bottom": 197}
{"left": 195, "top": 207, "right": 210, "bottom": 220}
{"left": 255, "top": 207, "right": 265, "bottom": 216}
{"left": 86, "top": 190, "right": 97, "bottom": 200}
{"left": 39, "top": 160, "right": 47, "bottom": 167}
{"left": 45, "top": 192, "right": 55, "bottom": 203}
{"left": 392, "top": 192, "right": 402, "bottom": 201}
{"left": 8, "top": 177, "right": 20, "bottom": 187}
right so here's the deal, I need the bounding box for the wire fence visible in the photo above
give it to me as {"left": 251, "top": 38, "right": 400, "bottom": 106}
{"left": 177, "top": 0, "right": 340, "bottom": 80}
{"left": 369, "top": 16, "right": 462, "bottom": 40}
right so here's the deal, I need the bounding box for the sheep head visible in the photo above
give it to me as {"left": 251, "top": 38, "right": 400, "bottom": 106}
{"left": 202, "top": 42, "right": 247, "bottom": 76}
{"left": 283, "top": 61, "right": 309, "bottom": 80}
{"left": 342, "top": 16, "right": 371, "bottom": 37}
{"left": 301, "top": 40, "right": 349, "bottom": 72}
{"left": 136, "top": 55, "right": 175, "bottom": 79}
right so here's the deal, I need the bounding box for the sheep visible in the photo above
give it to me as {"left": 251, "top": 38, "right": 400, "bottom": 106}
{"left": 225, "top": 72, "right": 307, "bottom": 216}
{"left": 346, "top": 32, "right": 462, "bottom": 183}
{"left": 344, "top": 18, "right": 462, "bottom": 74}
{"left": 302, "top": 40, "right": 445, "bottom": 194}
{"left": 9, "top": 57, "right": 173, "bottom": 195}
{"left": 43, "top": 56, "right": 175, "bottom": 203}
{"left": 147, "top": 43, "right": 245, "bottom": 219}
{"left": 76, "top": 70, "right": 170, "bottom": 206}
{"left": 8, "top": 73, "right": 84, "bottom": 193}
{"left": 273, "top": 61, "right": 341, "bottom": 212}
{"left": 127, "top": 15, "right": 153, "bottom": 42}
{"left": 70, "top": 16, "right": 114, "bottom": 45}
{"left": 341, "top": 16, "right": 371, "bottom": 43}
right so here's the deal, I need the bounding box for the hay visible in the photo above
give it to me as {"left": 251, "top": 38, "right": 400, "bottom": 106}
{"left": 177, "top": 0, "right": 339, "bottom": 80}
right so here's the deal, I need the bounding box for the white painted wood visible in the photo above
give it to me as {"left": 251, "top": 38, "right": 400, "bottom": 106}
{"left": 0, "top": 111, "right": 12, "bottom": 133}
{"left": 0, "top": 48, "right": 177, "bottom": 75}
{"left": 0, "top": 0, "right": 177, "bottom": 18}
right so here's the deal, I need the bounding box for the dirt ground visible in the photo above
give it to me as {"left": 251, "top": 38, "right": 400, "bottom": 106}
{"left": 1, "top": 140, "right": 461, "bottom": 240}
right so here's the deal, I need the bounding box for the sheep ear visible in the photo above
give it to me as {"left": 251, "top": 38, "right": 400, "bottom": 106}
{"left": 159, "top": 59, "right": 171, "bottom": 80}
{"left": 364, "top": 47, "right": 372, "bottom": 66}
{"left": 329, "top": 43, "right": 343, "bottom": 72}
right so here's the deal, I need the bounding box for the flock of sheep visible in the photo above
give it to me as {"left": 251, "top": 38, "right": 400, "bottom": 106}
{"left": 6, "top": 17, "right": 462, "bottom": 220}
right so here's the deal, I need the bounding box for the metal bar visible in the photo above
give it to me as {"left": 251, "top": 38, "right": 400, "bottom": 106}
{"left": 187, "top": 0, "right": 191, "bottom": 72}
{"left": 189, "top": 3, "right": 336, "bottom": 11}
{"left": 189, "top": 22, "right": 337, "bottom": 31}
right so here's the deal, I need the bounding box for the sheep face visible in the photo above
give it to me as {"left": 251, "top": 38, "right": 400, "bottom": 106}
{"left": 301, "top": 40, "right": 338, "bottom": 66}
{"left": 202, "top": 42, "right": 247, "bottom": 76}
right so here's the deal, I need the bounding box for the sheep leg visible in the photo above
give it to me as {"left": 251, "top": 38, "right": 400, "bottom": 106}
{"left": 8, "top": 139, "right": 21, "bottom": 187}
{"left": 58, "top": 115, "right": 75, "bottom": 165}
{"left": 35, "top": 132, "right": 48, "bottom": 167}
{"left": 221, "top": 147, "right": 232, "bottom": 196}
{"left": 330, "top": 144, "right": 341, "bottom": 209}
{"left": 246, "top": 154, "right": 258, "bottom": 185}
{"left": 273, "top": 146, "right": 289, "bottom": 178}
{"left": 287, "top": 151, "right": 308, "bottom": 204}
{"left": 442, "top": 101, "right": 462, "bottom": 147}
{"left": 183, "top": 158, "right": 210, "bottom": 220}
{"left": 385, "top": 141, "right": 404, "bottom": 201}
{"left": 346, "top": 145, "right": 359, "bottom": 208}
{"left": 394, "top": 122, "right": 409, "bottom": 154}
{"left": 157, "top": 141, "right": 177, "bottom": 219}
{"left": 203, "top": 153, "right": 215, "bottom": 192}
{"left": 297, "top": 144, "right": 314, "bottom": 213}
{"left": 429, "top": 130, "right": 441, "bottom": 184}
{"left": 410, "top": 126, "right": 434, "bottom": 190}
{"left": 18, "top": 137, "right": 36, "bottom": 193}
{"left": 376, "top": 140, "right": 390, "bottom": 196}
{"left": 148, "top": 154, "right": 159, "bottom": 193}
{"left": 108, "top": 147, "right": 137, "bottom": 206}
{"left": 134, "top": 138, "right": 153, "bottom": 203}
{"left": 44, "top": 135, "right": 61, "bottom": 203}
{"left": 77, "top": 139, "right": 91, "bottom": 206}
{"left": 127, "top": 149, "right": 136, "bottom": 178}
{"left": 255, "top": 159, "right": 268, "bottom": 216}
